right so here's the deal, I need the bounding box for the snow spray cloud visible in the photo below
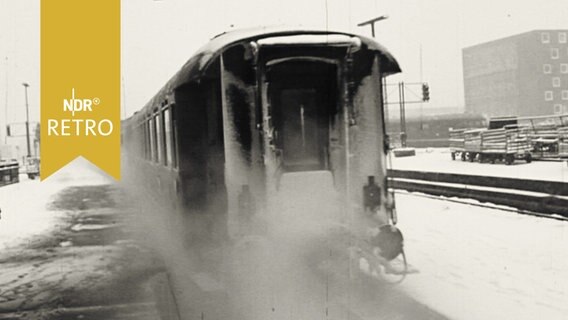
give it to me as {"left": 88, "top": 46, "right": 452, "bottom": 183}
{"left": 225, "top": 170, "right": 356, "bottom": 320}
{"left": 119, "top": 156, "right": 385, "bottom": 320}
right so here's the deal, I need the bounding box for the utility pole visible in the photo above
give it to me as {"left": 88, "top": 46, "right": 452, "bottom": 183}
{"left": 121, "top": 76, "right": 127, "bottom": 119}
{"left": 4, "top": 57, "right": 8, "bottom": 144}
{"left": 22, "top": 82, "right": 31, "bottom": 157}
{"left": 357, "top": 15, "right": 389, "bottom": 38}
{"left": 398, "top": 82, "right": 407, "bottom": 147}
{"left": 358, "top": 15, "right": 390, "bottom": 141}
{"left": 419, "top": 44, "right": 424, "bottom": 130}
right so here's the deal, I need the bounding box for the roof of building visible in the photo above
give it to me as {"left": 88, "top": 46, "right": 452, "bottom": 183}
{"left": 463, "top": 29, "right": 568, "bottom": 51}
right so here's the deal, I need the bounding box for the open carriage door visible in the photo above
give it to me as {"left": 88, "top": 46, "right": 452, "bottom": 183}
{"left": 256, "top": 35, "right": 361, "bottom": 193}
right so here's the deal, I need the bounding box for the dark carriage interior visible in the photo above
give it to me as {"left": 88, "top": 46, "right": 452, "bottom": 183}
{"left": 267, "top": 59, "right": 338, "bottom": 172}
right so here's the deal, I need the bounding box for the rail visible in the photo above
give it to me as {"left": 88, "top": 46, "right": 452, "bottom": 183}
{"left": 387, "top": 169, "right": 568, "bottom": 219}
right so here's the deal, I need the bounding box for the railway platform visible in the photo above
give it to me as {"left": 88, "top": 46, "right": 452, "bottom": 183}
{"left": 391, "top": 148, "right": 568, "bottom": 183}
{"left": 0, "top": 160, "right": 162, "bottom": 320}
{"left": 395, "top": 192, "right": 568, "bottom": 320}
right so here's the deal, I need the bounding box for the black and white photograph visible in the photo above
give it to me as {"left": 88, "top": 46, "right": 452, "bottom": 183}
{"left": 0, "top": 0, "right": 567, "bottom": 319}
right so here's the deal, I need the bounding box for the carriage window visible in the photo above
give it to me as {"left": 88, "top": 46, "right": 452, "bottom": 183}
{"left": 562, "top": 90, "right": 568, "bottom": 100}
{"left": 136, "top": 125, "right": 141, "bottom": 158}
{"left": 145, "top": 121, "right": 150, "bottom": 160}
{"left": 553, "top": 77, "right": 561, "bottom": 88}
{"left": 171, "top": 105, "right": 178, "bottom": 168}
{"left": 149, "top": 117, "right": 156, "bottom": 162}
{"left": 143, "top": 123, "right": 147, "bottom": 159}
{"left": 164, "top": 108, "right": 173, "bottom": 167}
{"left": 559, "top": 32, "right": 567, "bottom": 44}
{"left": 561, "top": 64, "right": 568, "bottom": 74}
{"left": 143, "top": 124, "right": 148, "bottom": 159}
{"left": 155, "top": 113, "right": 164, "bottom": 165}
{"left": 135, "top": 125, "right": 141, "bottom": 158}
{"left": 545, "top": 91, "right": 553, "bottom": 101}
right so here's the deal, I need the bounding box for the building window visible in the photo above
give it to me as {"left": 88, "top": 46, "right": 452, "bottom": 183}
{"left": 562, "top": 90, "right": 568, "bottom": 100}
{"left": 561, "top": 64, "right": 568, "bottom": 74}
{"left": 559, "top": 32, "right": 567, "bottom": 44}
{"left": 545, "top": 91, "right": 554, "bottom": 101}
{"left": 541, "top": 32, "right": 550, "bottom": 43}
{"left": 551, "top": 48, "right": 559, "bottom": 59}
{"left": 543, "top": 64, "right": 552, "bottom": 73}
{"left": 553, "top": 77, "right": 561, "bottom": 88}
{"left": 554, "top": 104, "right": 563, "bottom": 114}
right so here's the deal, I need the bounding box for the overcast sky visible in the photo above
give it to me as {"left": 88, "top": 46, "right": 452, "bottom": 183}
{"left": 1, "top": 0, "right": 567, "bottom": 137}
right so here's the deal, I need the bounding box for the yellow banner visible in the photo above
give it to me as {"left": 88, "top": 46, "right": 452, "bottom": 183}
{"left": 41, "top": 0, "right": 120, "bottom": 180}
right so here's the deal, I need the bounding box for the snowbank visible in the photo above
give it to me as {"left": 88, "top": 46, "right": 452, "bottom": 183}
{"left": 0, "top": 157, "right": 112, "bottom": 251}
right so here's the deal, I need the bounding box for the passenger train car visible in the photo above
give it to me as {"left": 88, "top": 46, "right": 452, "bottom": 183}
{"left": 122, "top": 26, "right": 404, "bottom": 319}
{"left": 122, "top": 27, "right": 401, "bottom": 239}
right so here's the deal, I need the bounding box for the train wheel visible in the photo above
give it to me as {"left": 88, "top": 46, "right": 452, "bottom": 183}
{"left": 478, "top": 154, "right": 484, "bottom": 163}
{"left": 461, "top": 153, "right": 466, "bottom": 161}
{"left": 451, "top": 152, "right": 456, "bottom": 160}
{"left": 468, "top": 152, "right": 475, "bottom": 162}
{"left": 525, "top": 153, "right": 532, "bottom": 163}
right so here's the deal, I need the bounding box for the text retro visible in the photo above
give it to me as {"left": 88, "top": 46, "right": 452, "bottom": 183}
{"left": 47, "top": 88, "right": 113, "bottom": 136}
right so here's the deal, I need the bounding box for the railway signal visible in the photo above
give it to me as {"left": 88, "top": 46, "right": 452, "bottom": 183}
{"left": 422, "top": 83, "right": 430, "bottom": 102}
{"left": 22, "top": 83, "right": 31, "bottom": 157}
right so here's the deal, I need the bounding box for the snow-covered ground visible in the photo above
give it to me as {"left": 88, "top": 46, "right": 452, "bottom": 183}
{"left": 1, "top": 155, "right": 566, "bottom": 319}
{"left": 0, "top": 158, "right": 112, "bottom": 251}
{"left": 391, "top": 148, "right": 568, "bottom": 182}
{"left": 0, "top": 159, "right": 159, "bottom": 319}
{"left": 396, "top": 192, "right": 568, "bottom": 320}
{"left": 391, "top": 148, "right": 568, "bottom": 319}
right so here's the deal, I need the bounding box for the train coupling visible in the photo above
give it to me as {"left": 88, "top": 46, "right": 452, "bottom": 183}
{"left": 372, "top": 224, "right": 404, "bottom": 261}
{"left": 351, "top": 224, "right": 409, "bottom": 284}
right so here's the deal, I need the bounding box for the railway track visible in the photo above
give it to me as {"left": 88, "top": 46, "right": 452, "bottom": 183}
{"left": 0, "top": 302, "right": 159, "bottom": 320}
{"left": 387, "top": 169, "right": 568, "bottom": 220}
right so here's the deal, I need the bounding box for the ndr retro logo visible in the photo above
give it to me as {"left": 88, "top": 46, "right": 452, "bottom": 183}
{"left": 47, "top": 88, "right": 114, "bottom": 137}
